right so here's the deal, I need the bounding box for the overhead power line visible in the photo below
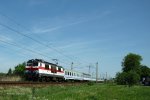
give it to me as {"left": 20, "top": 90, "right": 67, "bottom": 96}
{"left": 0, "top": 12, "right": 90, "bottom": 65}
{"left": 0, "top": 11, "right": 89, "bottom": 64}
{"left": 0, "top": 39, "right": 52, "bottom": 58}
{"left": 0, "top": 39, "right": 69, "bottom": 65}
{"left": 0, "top": 22, "right": 83, "bottom": 65}
{"left": 0, "top": 44, "right": 27, "bottom": 58}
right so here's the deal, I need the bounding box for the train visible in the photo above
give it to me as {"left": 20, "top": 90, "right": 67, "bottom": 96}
{"left": 25, "top": 59, "right": 96, "bottom": 82}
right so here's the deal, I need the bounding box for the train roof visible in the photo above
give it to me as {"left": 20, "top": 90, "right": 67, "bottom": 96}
{"left": 65, "top": 69, "right": 90, "bottom": 75}
{"left": 27, "top": 59, "right": 64, "bottom": 68}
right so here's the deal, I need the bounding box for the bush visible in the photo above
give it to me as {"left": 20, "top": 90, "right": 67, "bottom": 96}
{"left": 116, "top": 71, "right": 140, "bottom": 87}
{"left": 87, "top": 81, "right": 95, "bottom": 86}
{"left": 116, "top": 72, "right": 127, "bottom": 85}
{"left": 126, "top": 71, "right": 140, "bottom": 87}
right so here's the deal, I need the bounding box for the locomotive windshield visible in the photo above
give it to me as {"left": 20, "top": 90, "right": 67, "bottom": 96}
{"left": 27, "top": 60, "right": 38, "bottom": 66}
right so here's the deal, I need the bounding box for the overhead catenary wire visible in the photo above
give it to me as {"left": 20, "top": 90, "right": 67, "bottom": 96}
{"left": 0, "top": 11, "right": 32, "bottom": 33}
{"left": 0, "top": 25, "right": 92, "bottom": 73}
{"left": 0, "top": 12, "right": 90, "bottom": 65}
{"left": 0, "top": 13, "right": 96, "bottom": 74}
{"left": 0, "top": 39, "right": 69, "bottom": 65}
{"left": 0, "top": 12, "right": 80, "bottom": 62}
{"left": 0, "top": 44, "right": 29, "bottom": 58}
{"left": 0, "top": 11, "right": 101, "bottom": 78}
{"left": 0, "top": 39, "right": 52, "bottom": 58}
{"left": 0, "top": 22, "right": 84, "bottom": 66}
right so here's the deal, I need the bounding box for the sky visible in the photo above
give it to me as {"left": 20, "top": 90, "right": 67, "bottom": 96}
{"left": 0, "top": 0, "right": 150, "bottom": 78}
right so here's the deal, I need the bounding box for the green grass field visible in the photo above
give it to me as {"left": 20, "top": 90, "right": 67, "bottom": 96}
{"left": 0, "top": 83, "right": 150, "bottom": 100}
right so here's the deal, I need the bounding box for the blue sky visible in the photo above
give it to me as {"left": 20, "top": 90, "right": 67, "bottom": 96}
{"left": 0, "top": 0, "right": 150, "bottom": 78}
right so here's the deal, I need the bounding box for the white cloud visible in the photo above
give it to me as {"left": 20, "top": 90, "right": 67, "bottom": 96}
{"left": 31, "top": 10, "right": 111, "bottom": 35}
{"left": 32, "top": 19, "right": 85, "bottom": 34}
{"left": 0, "top": 35, "right": 13, "bottom": 42}
{"left": 32, "top": 26, "right": 61, "bottom": 34}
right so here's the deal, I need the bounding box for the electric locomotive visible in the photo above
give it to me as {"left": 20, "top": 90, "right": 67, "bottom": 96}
{"left": 25, "top": 59, "right": 64, "bottom": 81}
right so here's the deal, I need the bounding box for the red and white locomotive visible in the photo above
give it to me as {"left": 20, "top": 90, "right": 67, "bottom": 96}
{"left": 25, "top": 59, "right": 64, "bottom": 81}
{"left": 25, "top": 59, "right": 95, "bottom": 82}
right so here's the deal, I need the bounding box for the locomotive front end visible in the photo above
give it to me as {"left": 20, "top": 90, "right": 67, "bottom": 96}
{"left": 25, "top": 59, "right": 39, "bottom": 81}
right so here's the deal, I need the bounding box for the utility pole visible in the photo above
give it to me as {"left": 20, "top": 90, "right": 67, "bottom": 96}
{"left": 105, "top": 72, "right": 107, "bottom": 84}
{"left": 96, "top": 62, "right": 98, "bottom": 83}
{"left": 88, "top": 65, "right": 91, "bottom": 75}
{"left": 106, "top": 72, "right": 107, "bottom": 80}
{"left": 71, "top": 62, "right": 73, "bottom": 70}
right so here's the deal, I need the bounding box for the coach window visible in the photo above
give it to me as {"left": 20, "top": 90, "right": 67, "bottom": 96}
{"left": 68, "top": 72, "right": 69, "bottom": 75}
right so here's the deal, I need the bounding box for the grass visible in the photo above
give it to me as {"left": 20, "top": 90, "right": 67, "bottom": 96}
{"left": 0, "top": 83, "right": 150, "bottom": 100}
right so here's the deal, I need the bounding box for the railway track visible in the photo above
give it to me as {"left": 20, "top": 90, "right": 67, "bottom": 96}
{"left": 0, "top": 81, "right": 87, "bottom": 87}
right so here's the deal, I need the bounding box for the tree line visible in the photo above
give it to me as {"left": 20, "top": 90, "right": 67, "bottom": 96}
{"left": 3, "top": 52, "right": 150, "bottom": 86}
{"left": 6, "top": 62, "right": 26, "bottom": 77}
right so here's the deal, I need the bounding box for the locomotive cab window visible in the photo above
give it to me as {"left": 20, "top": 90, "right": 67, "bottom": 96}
{"left": 27, "top": 63, "right": 32, "bottom": 66}
{"left": 27, "top": 60, "right": 32, "bottom": 66}
{"left": 33, "top": 61, "right": 38, "bottom": 66}
{"left": 27, "top": 60, "right": 38, "bottom": 66}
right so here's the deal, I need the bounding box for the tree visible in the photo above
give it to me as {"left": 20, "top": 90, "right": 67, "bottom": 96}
{"left": 0, "top": 73, "right": 6, "bottom": 76}
{"left": 13, "top": 62, "right": 26, "bottom": 77}
{"left": 7, "top": 68, "right": 12, "bottom": 75}
{"left": 125, "top": 71, "right": 140, "bottom": 87}
{"left": 140, "top": 65, "right": 150, "bottom": 78}
{"left": 116, "top": 72, "right": 127, "bottom": 85}
{"left": 122, "top": 53, "right": 142, "bottom": 73}
{"left": 116, "top": 53, "right": 142, "bottom": 86}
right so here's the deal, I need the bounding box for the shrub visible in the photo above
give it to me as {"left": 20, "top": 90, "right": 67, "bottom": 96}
{"left": 116, "top": 71, "right": 140, "bottom": 87}
{"left": 126, "top": 71, "right": 140, "bottom": 87}
{"left": 87, "top": 81, "right": 95, "bottom": 86}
